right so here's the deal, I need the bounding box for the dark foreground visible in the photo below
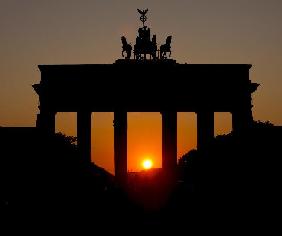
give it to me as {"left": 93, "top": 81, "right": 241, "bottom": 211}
{"left": 2, "top": 122, "right": 281, "bottom": 233}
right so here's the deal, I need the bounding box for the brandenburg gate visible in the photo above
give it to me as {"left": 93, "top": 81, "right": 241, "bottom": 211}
{"left": 33, "top": 10, "right": 258, "bottom": 183}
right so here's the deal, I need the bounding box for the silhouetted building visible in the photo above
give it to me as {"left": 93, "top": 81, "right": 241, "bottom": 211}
{"left": 33, "top": 62, "right": 258, "bottom": 183}
{"left": 32, "top": 11, "right": 259, "bottom": 184}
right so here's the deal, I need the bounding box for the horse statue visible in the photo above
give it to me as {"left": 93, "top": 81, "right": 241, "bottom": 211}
{"left": 121, "top": 36, "right": 132, "bottom": 59}
{"left": 160, "top": 36, "right": 172, "bottom": 59}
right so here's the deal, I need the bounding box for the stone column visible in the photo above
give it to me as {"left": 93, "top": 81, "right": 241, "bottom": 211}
{"left": 197, "top": 111, "right": 214, "bottom": 151}
{"left": 114, "top": 111, "right": 127, "bottom": 184}
{"left": 162, "top": 111, "right": 177, "bottom": 174}
{"left": 77, "top": 111, "right": 92, "bottom": 163}
{"left": 232, "top": 108, "right": 253, "bottom": 135}
{"left": 36, "top": 111, "right": 56, "bottom": 134}
{"left": 232, "top": 83, "right": 256, "bottom": 134}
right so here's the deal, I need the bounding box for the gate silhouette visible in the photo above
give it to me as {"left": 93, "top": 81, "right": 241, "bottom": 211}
{"left": 33, "top": 60, "right": 258, "bottom": 183}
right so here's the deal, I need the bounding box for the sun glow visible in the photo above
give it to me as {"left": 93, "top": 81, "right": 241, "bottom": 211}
{"left": 142, "top": 159, "right": 153, "bottom": 170}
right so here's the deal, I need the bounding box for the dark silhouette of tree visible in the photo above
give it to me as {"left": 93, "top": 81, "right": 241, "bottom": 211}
{"left": 178, "top": 149, "right": 198, "bottom": 167}
{"left": 253, "top": 119, "right": 274, "bottom": 128}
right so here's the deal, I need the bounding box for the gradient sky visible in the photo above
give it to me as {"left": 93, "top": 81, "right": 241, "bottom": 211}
{"left": 1, "top": 0, "right": 281, "bottom": 173}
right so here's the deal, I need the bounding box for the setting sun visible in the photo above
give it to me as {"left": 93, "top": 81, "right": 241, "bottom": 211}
{"left": 142, "top": 159, "right": 153, "bottom": 170}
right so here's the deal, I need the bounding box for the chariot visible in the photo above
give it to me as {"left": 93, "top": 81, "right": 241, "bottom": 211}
{"left": 121, "top": 9, "right": 172, "bottom": 60}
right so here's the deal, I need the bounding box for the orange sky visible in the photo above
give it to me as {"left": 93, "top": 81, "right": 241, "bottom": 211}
{"left": 1, "top": 1, "right": 281, "bottom": 173}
